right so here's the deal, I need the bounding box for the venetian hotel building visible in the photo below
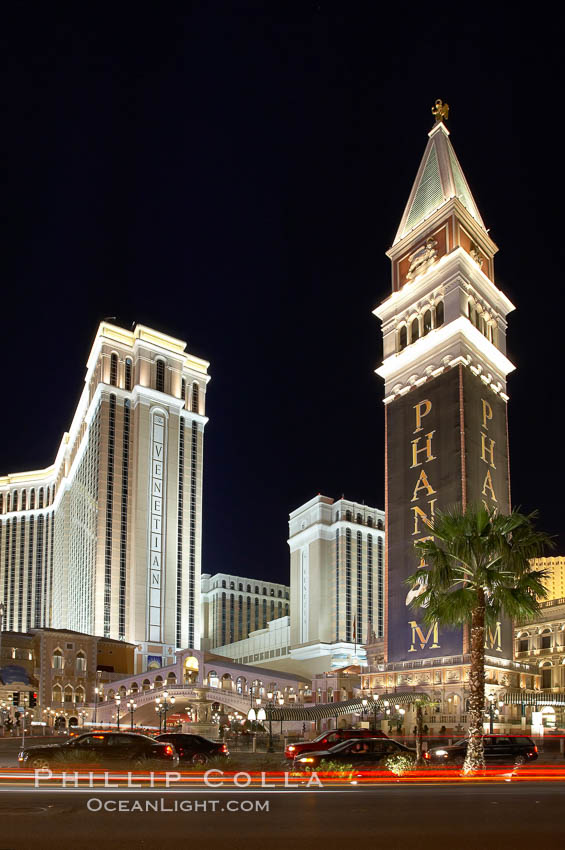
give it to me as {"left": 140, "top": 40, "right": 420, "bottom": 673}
{"left": 0, "top": 322, "right": 209, "bottom": 670}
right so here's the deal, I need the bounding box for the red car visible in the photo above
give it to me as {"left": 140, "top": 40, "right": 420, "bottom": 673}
{"left": 285, "top": 728, "right": 386, "bottom": 760}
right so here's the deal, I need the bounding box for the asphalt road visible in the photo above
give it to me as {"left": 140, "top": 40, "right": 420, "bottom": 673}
{"left": 0, "top": 784, "right": 564, "bottom": 849}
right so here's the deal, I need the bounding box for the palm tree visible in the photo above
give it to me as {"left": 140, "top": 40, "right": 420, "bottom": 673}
{"left": 406, "top": 505, "right": 552, "bottom": 773}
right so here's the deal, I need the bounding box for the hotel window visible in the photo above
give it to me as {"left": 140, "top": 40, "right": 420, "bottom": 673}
{"left": 541, "top": 634, "right": 552, "bottom": 650}
{"left": 399, "top": 325, "right": 407, "bottom": 351}
{"left": 356, "top": 513, "right": 362, "bottom": 524}
{"left": 356, "top": 531, "right": 363, "bottom": 639}
{"left": 436, "top": 300, "right": 444, "bottom": 327}
{"left": 345, "top": 528, "right": 352, "bottom": 642}
{"left": 38, "top": 488, "right": 44, "bottom": 508}
{"left": 262, "top": 598, "right": 267, "bottom": 627}
{"left": 345, "top": 511, "right": 352, "bottom": 522}
{"left": 518, "top": 638, "right": 529, "bottom": 652}
{"left": 125, "top": 358, "right": 133, "bottom": 391}
{"left": 247, "top": 584, "right": 251, "bottom": 592}
{"left": 30, "top": 490, "right": 35, "bottom": 510}
{"left": 110, "top": 353, "right": 118, "bottom": 386}
{"left": 367, "top": 516, "right": 373, "bottom": 527}
{"left": 182, "top": 378, "right": 186, "bottom": 403}
{"left": 254, "top": 598, "right": 259, "bottom": 630}
{"left": 367, "top": 534, "right": 374, "bottom": 634}
{"left": 52, "top": 649, "right": 63, "bottom": 670}
{"left": 156, "top": 359, "right": 165, "bottom": 393}
{"left": 541, "top": 667, "right": 552, "bottom": 689}
{"left": 75, "top": 652, "right": 87, "bottom": 674}
{"left": 191, "top": 382, "right": 199, "bottom": 414}
{"left": 0, "top": 494, "right": 3, "bottom": 513}
{"left": 12, "top": 491, "right": 18, "bottom": 511}
{"left": 119, "top": 398, "right": 130, "bottom": 640}
{"left": 423, "top": 309, "right": 432, "bottom": 335}
{"left": 411, "top": 317, "right": 420, "bottom": 343}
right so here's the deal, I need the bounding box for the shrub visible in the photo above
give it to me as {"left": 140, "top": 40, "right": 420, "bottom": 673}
{"left": 384, "top": 753, "right": 416, "bottom": 776}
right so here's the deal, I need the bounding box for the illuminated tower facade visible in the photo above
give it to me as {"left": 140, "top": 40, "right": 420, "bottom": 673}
{"left": 374, "top": 106, "right": 515, "bottom": 664}
{"left": 0, "top": 322, "right": 209, "bottom": 671}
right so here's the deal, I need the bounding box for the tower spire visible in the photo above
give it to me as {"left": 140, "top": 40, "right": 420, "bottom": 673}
{"left": 393, "top": 106, "right": 485, "bottom": 246}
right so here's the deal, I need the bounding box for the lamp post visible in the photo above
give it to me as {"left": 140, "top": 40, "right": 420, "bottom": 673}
{"left": 127, "top": 699, "right": 137, "bottom": 731}
{"left": 115, "top": 696, "right": 121, "bottom": 730}
{"left": 264, "top": 692, "right": 275, "bottom": 753}
{"left": 278, "top": 697, "right": 284, "bottom": 737}
{"left": 156, "top": 692, "right": 175, "bottom": 731}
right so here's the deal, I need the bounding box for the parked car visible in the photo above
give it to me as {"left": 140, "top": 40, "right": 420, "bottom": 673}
{"left": 19, "top": 731, "right": 179, "bottom": 770}
{"left": 425, "top": 735, "right": 538, "bottom": 766}
{"left": 285, "top": 727, "right": 385, "bottom": 761}
{"left": 293, "top": 737, "right": 412, "bottom": 770}
{"left": 156, "top": 733, "right": 229, "bottom": 765}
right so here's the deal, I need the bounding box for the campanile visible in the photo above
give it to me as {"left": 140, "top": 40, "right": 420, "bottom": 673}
{"left": 374, "top": 102, "right": 516, "bottom": 664}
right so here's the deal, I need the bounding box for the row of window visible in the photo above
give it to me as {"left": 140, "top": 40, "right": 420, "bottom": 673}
{"left": 52, "top": 649, "right": 87, "bottom": 672}
{"left": 109, "top": 352, "right": 202, "bottom": 412}
{"left": 337, "top": 511, "right": 384, "bottom": 530}
{"left": 467, "top": 299, "right": 497, "bottom": 343}
{"left": 0, "top": 485, "right": 55, "bottom": 514}
{"left": 397, "top": 301, "right": 444, "bottom": 352}
{"left": 216, "top": 581, "right": 289, "bottom": 598}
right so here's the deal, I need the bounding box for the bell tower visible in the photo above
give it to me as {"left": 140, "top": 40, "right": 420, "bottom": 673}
{"left": 374, "top": 102, "right": 516, "bottom": 664}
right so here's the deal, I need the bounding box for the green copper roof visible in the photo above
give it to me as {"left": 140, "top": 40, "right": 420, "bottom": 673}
{"left": 395, "top": 123, "right": 486, "bottom": 244}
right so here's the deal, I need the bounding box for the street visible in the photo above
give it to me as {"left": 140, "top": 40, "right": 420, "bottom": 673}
{"left": 0, "top": 783, "right": 564, "bottom": 849}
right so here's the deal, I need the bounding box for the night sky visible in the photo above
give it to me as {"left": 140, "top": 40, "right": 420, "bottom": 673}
{"left": 3, "top": 5, "right": 563, "bottom": 584}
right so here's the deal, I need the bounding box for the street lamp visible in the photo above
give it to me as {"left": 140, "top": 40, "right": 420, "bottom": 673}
{"left": 127, "top": 699, "right": 137, "bottom": 731}
{"left": 264, "top": 692, "right": 275, "bottom": 753}
{"left": 278, "top": 697, "right": 284, "bottom": 737}
{"left": 115, "top": 696, "right": 121, "bottom": 730}
{"left": 156, "top": 691, "right": 175, "bottom": 732}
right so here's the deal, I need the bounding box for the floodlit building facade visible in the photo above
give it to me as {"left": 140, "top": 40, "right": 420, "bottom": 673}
{"left": 0, "top": 322, "right": 209, "bottom": 671}
{"left": 288, "top": 495, "right": 385, "bottom": 668}
{"left": 531, "top": 556, "right": 565, "bottom": 602}
{"left": 200, "top": 572, "right": 289, "bottom": 650}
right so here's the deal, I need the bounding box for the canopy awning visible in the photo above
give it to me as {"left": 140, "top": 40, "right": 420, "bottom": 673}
{"left": 503, "top": 691, "right": 565, "bottom": 707}
{"left": 260, "top": 693, "right": 431, "bottom": 722}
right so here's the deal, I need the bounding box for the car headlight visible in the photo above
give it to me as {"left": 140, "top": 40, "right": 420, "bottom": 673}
{"left": 434, "top": 749, "right": 448, "bottom": 757}
{"left": 299, "top": 757, "right": 314, "bottom": 763}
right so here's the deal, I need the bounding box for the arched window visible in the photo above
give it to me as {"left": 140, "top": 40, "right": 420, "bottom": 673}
{"left": 0, "top": 494, "right": 3, "bottom": 514}
{"left": 52, "top": 685, "right": 62, "bottom": 704}
{"left": 30, "top": 490, "right": 35, "bottom": 510}
{"left": 38, "top": 488, "right": 44, "bottom": 508}
{"left": 246, "top": 584, "right": 251, "bottom": 592}
{"left": 238, "top": 583, "right": 243, "bottom": 591}
{"left": 75, "top": 652, "right": 86, "bottom": 674}
{"left": 125, "top": 358, "right": 133, "bottom": 391}
{"left": 155, "top": 359, "right": 165, "bottom": 393}
{"left": 270, "top": 588, "right": 275, "bottom": 597}
{"left": 423, "top": 309, "right": 432, "bottom": 335}
{"left": 356, "top": 513, "right": 363, "bottom": 524}
{"left": 345, "top": 511, "right": 352, "bottom": 522}
{"left": 436, "top": 301, "right": 444, "bottom": 327}
{"left": 12, "top": 491, "right": 18, "bottom": 512}
{"left": 5, "top": 493, "right": 10, "bottom": 513}
{"left": 110, "top": 353, "right": 118, "bottom": 386}
{"left": 377, "top": 518, "right": 384, "bottom": 530}
{"left": 181, "top": 378, "right": 186, "bottom": 403}
{"left": 263, "top": 587, "right": 267, "bottom": 596}
{"left": 52, "top": 649, "right": 64, "bottom": 670}
{"left": 367, "top": 516, "right": 373, "bottom": 527}
{"left": 285, "top": 603, "right": 289, "bottom": 616}
{"left": 64, "top": 686, "right": 73, "bottom": 704}
{"left": 399, "top": 325, "right": 407, "bottom": 351}
{"left": 278, "top": 589, "right": 282, "bottom": 597}
{"left": 75, "top": 687, "right": 85, "bottom": 705}
{"left": 191, "top": 382, "right": 199, "bottom": 414}
{"left": 221, "top": 580, "right": 226, "bottom": 588}
{"left": 411, "top": 317, "right": 420, "bottom": 342}
{"left": 254, "top": 586, "right": 259, "bottom": 595}
{"left": 230, "top": 581, "right": 235, "bottom": 590}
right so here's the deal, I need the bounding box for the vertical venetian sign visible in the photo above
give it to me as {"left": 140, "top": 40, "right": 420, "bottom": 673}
{"left": 149, "top": 410, "right": 166, "bottom": 642}
{"left": 386, "top": 368, "right": 462, "bottom": 662}
{"left": 300, "top": 547, "right": 309, "bottom": 643}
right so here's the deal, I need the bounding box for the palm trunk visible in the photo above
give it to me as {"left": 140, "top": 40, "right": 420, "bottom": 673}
{"left": 463, "top": 589, "right": 486, "bottom": 773}
{"left": 415, "top": 702, "right": 424, "bottom": 766}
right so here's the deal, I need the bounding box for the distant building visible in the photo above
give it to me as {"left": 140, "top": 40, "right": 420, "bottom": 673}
{"left": 288, "top": 495, "right": 385, "bottom": 669}
{"left": 531, "top": 556, "right": 565, "bottom": 602}
{"left": 0, "top": 322, "right": 210, "bottom": 670}
{"left": 201, "top": 572, "right": 289, "bottom": 649}
{"left": 0, "top": 628, "right": 135, "bottom": 725}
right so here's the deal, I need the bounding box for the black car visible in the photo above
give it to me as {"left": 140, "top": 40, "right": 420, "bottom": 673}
{"left": 19, "top": 731, "right": 179, "bottom": 770}
{"left": 293, "top": 737, "right": 415, "bottom": 770}
{"left": 156, "top": 733, "right": 229, "bottom": 765}
{"left": 426, "top": 735, "right": 538, "bottom": 766}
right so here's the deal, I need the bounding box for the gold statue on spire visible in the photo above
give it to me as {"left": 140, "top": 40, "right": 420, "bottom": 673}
{"left": 432, "top": 99, "right": 449, "bottom": 123}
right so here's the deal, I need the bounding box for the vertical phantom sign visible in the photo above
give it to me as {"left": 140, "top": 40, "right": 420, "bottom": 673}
{"left": 148, "top": 409, "right": 167, "bottom": 642}
{"left": 374, "top": 112, "right": 516, "bottom": 664}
